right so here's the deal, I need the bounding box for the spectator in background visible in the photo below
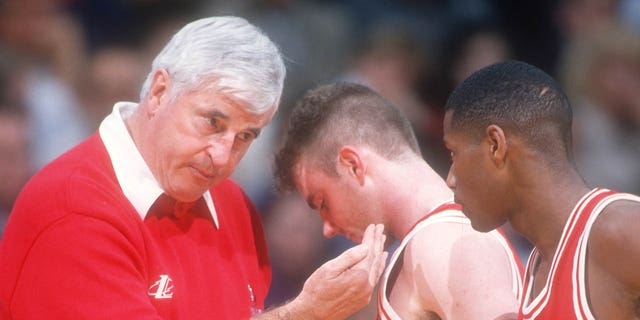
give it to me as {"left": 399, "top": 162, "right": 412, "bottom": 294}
{"left": 0, "top": 105, "right": 30, "bottom": 236}
{"left": 78, "top": 46, "right": 147, "bottom": 129}
{"left": 0, "top": 0, "right": 91, "bottom": 170}
{"left": 445, "top": 23, "right": 512, "bottom": 87}
{"left": 0, "top": 49, "right": 32, "bottom": 236}
{"left": 262, "top": 195, "right": 328, "bottom": 306}
{"left": 559, "top": 24, "right": 640, "bottom": 194}
{"left": 556, "top": 0, "right": 621, "bottom": 42}
{"left": 619, "top": 0, "right": 640, "bottom": 31}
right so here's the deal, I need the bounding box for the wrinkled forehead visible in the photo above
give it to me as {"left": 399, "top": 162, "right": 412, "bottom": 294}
{"left": 212, "top": 91, "right": 276, "bottom": 128}
{"left": 191, "top": 79, "right": 279, "bottom": 117}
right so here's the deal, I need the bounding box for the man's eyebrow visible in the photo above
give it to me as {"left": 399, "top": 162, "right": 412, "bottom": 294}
{"left": 248, "top": 128, "right": 261, "bottom": 138}
{"left": 208, "top": 110, "right": 262, "bottom": 138}
{"left": 207, "top": 110, "right": 229, "bottom": 120}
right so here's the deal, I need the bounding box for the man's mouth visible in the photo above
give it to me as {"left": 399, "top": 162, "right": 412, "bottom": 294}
{"left": 191, "top": 166, "right": 217, "bottom": 180}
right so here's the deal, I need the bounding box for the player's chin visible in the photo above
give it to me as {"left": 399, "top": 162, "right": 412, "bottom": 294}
{"left": 463, "top": 210, "right": 498, "bottom": 233}
{"left": 346, "top": 233, "right": 360, "bottom": 244}
{"left": 469, "top": 218, "right": 501, "bottom": 233}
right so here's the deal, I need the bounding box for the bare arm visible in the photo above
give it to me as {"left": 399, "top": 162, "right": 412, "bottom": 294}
{"left": 407, "top": 223, "right": 519, "bottom": 319}
{"left": 590, "top": 200, "right": 640, "bottom": 294}
{"left": 253, "top": 224, "right": 387, "bottom": 320}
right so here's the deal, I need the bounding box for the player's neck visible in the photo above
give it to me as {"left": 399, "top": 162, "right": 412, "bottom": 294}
{"left": 510, "top": 172, "right": 591, "bottom": 261}
{"left": 385, "top": 159, "right": 453, "bottom": 239}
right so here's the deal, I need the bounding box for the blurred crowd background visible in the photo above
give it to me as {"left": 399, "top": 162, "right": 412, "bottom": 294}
{"left": 1, "top": 0, "right": 639, "bottom": 318}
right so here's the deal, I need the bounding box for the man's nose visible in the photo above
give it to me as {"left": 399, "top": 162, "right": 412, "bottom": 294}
{"left": 206, "top": 135, "right": 235, "bottom": 168}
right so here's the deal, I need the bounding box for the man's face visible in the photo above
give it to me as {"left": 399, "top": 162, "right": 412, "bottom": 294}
{"left": 442, "top": 111, "right": 507, "bottom": 232}
{"left": 293, "top": 158, "right": 373, "bottom": 243}
{"left": 141, "top": 81, "right": 273, "bottom": 202}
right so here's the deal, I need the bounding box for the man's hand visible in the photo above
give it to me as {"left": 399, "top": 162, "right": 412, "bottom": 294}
{"left": 255, "top": 224, "right": 387, "bottom": 320}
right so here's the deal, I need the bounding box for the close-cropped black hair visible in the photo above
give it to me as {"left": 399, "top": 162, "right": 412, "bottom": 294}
{"left": 445, "top": 60, "right": 574, "bottom": 160}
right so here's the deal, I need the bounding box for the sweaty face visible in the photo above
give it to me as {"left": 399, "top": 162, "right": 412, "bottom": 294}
{"left": 442, "top": 111, "right": 508, "bottom": 232}
{"left": 293, "top": 159, "right": 373, "bottom": 243}
{"left": 141, "top": 85, "right": 273, "bottom": 202}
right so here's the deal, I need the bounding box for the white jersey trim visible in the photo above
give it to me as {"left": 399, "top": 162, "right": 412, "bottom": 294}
{"left": 521, "top": 188, "right": 639, "bottom": 320}
{"left": 520, "top": 188, "right": 608, "bottom": 319}
{"left": 573, "top": 193, "right": 640, "bottom": 320}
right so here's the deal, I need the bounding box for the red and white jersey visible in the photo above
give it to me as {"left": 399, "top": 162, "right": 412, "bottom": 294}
{"left": 519, "top": 188, "right": 640, "bottom": 320}
{"left": 377, "top": 201, "right": 524, "bottom": 320}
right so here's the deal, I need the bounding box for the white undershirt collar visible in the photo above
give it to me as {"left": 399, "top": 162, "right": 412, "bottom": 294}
{"left": 98, "top": 101, "right": 219, "bottom": 228}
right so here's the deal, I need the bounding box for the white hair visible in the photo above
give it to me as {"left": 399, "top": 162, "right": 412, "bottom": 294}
{"left": 139, "top": 16, "right": 286, "bottom": 113}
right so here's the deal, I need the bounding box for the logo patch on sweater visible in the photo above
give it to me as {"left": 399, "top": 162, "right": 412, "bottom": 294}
{"left": 148, "top": 275, "right": 174, "bottom": 299}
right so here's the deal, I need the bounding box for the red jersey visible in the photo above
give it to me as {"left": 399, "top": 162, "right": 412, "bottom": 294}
{"left": 0, "top": 133, "right": 271, "bottom": 319}
{"left": 519, "top": 188, "right": 640, "bottom": 319}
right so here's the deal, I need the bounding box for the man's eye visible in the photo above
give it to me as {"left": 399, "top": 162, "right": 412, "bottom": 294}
{"left": 238, "top": 132, "right": 254, "bottom": 141}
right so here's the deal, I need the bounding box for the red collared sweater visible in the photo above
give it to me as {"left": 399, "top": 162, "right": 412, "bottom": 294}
{"left": 0, "top": 133, "right": 271, "bottom": 319}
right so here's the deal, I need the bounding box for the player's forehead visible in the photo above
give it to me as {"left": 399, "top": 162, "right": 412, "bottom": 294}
{"left": 443, "top": 110, "right": 481, "bottom": 148}
{"left": 442, "top": 110, "right": 454, "bottom": 133}
{"left": 292, "top": 156, "right": 319, "bottom": 193}
{"left": 292, "top": 159, "right": 308, "bottom": 191}
{"left": 442, "top": 111, "right": 463, "bottom": 147}
{"left": 292, "top": 158, "right": 329, "bottom": 209}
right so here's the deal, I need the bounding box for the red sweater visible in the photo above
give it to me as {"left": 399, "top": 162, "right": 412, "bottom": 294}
{"left": 0, "top": 133, "right": 271, "bottom": 319}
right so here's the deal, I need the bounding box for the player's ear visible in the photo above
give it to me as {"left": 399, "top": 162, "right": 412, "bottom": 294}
{"left": 486, "top": 124, "right": 507, "bottom": 168}
{"left": 338, "top": 146, "right": 366, "bottom": 185}
{"left": 145, "top": 68, "right": 171, "bottom": 114}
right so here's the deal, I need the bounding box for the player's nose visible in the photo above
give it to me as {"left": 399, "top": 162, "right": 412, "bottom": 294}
{"left": 446, "top": 165, "right": 456, "bottom": 189}
{"left": 322, "top": 221, "right": 337, "bottom": 239}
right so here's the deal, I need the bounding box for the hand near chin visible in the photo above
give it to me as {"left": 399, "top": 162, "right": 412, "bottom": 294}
{"left": 295, "top": 224, "right": 387, "bottom": 319}
{"left": 254, "top": 224, "right": 387, "bottom": 320}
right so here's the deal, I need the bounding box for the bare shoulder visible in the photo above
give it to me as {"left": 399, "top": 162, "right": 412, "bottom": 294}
{"left": 405, "top": 221, "right": 511, "bottom": 265}
{"left": 404, "top": 221, "right": 468, "bottom": 265}
{"left": 403, "top": 220, "right": 520, "bottom": 318}
{"left": 589, "top": 199, "right": 640, "bottom": 289}
{"left": 403, "top": 220, "right": 517, "bottom": 289}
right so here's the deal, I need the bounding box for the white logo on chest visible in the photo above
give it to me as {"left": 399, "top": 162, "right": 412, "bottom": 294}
{"left": 148, "top": 275, "right": 174, "bottom": 299}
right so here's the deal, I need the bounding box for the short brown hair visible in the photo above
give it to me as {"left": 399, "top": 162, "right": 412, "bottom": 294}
{"left": 274, "top": 82, "right": 420, "bottom": 193}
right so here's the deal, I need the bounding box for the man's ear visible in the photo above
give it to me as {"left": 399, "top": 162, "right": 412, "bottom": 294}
{"left": 486, "top": 124, "right": 507, "bottom": 168}
{"left": 145, "top": 69, "right": 171, "bottom": 114}
{"left": 338, "top": 146, "right": 366, "bottom": 185}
